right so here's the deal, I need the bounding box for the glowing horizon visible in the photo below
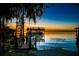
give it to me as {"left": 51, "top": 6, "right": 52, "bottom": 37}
{"left": 7, "top": 22, "right": 77, "bottom": 31}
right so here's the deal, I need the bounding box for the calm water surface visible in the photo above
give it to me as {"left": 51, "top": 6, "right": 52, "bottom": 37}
{"left": 36, "top": 32, "right": 77, "bottom": 52}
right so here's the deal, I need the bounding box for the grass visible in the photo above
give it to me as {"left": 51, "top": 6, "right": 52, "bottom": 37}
{"left": 4, "top": 52, "right": 34, "bottom": 56}
{"left": 3, "top": 51, "right": 35, "bottom": 56}
{"left": 0, "top": 49, "right": 35, "bottom": 56}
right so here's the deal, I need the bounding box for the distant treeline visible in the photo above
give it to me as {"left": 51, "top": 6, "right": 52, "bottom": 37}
{"left": 45, "top": 30, "right": 76, "bottom": 32}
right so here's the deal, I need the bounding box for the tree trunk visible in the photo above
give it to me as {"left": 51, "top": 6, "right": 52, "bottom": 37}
{"left": 35, "top": 37, "right": 37, "bottom": 49}
{"left": 1, "top": 17, "right": 5, "bottom": 55}
{"left": 14, "top": 20, "right": 18, "bottom": 50}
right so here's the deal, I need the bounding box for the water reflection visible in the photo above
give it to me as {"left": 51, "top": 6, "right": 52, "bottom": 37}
{"left": 36, "top": 32, "right": 77, "bottom": 52}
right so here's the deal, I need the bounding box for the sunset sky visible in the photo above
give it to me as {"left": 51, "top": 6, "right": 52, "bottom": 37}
{"left": 7, "top": 3, "right": 79, "bottom": 31}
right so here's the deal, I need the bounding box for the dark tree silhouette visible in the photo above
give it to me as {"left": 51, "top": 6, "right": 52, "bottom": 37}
{"left": 73, "top": 4, "right": 79, "bottom": 55}
{"left": 75, "top": 27, "right": 79, "bottom": 55}
{"left": 0, "top": 3, "right": 45, "bottom": 52}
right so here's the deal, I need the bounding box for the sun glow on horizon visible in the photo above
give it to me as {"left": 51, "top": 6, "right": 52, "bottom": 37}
{"left": 7, "top": 22, "right": 77, "bottom": 31}
{"left": 6, "top": 19, "right": 77, "bottom": 39}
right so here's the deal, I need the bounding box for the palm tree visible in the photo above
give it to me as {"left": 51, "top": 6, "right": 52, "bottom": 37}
{"left": 25, "top": 4, "right": 45, "bottom": 49}
{"left": 0, "top": 3, "right": 45, "bottom": 52}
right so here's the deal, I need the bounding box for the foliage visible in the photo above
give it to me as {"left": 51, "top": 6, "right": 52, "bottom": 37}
{"left": 0, "top": 3, "right": 45, "bottom": 23}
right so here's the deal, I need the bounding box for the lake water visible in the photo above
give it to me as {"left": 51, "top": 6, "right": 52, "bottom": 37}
{"left": 36, "top": 32, "right": 78, "bottom": 52}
